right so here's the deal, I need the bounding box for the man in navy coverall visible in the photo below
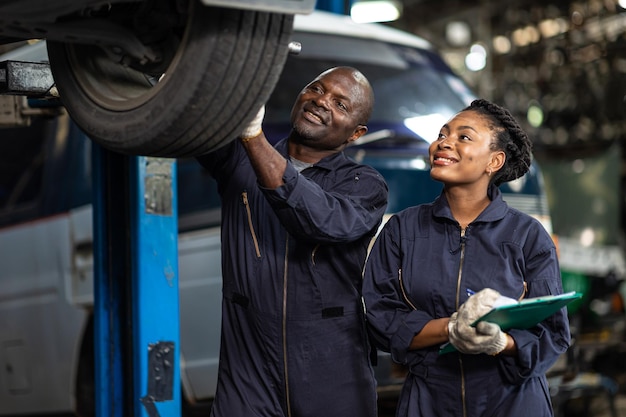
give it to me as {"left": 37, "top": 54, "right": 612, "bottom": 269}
{"left": 197, "top": 66, "right": 388, "bottom": 417}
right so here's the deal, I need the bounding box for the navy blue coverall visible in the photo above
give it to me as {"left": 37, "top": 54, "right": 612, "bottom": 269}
{"left": 197, "top": 138, "right": 388, "bottom": 417}
{"left": 363, "top": 185, "right": 571, "bottom": 417}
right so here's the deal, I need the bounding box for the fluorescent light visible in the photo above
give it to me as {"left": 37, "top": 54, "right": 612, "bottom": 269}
{"left": 351, "top": 1, "right": 402, "bottom": 23}
{"left": 403, "top": 113, "right": 448, "bottom": 143}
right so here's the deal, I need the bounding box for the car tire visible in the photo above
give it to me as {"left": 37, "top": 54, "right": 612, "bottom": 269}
{"left": 47, "top": 2, "right": 293, "bottom": 157}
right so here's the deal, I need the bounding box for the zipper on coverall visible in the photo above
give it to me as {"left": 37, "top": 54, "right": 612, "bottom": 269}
{"left": 242, "top": 191, "right": 261, "bottom": 258}
{"left": 456, "top": 227, "right": 468, "bottom": 417}
{"left": 282, "top": 237, "right": 292, "bottom": 417}
{"left": 399, "top": 227, "right": 470, "bottom": 416}
{"left": 242, "top": 191, "right": 293, "bottom": 415}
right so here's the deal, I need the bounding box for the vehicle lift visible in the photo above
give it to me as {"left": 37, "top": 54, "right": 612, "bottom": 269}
{"left": 1, "top": 60, "right": 180, "bottom": 416}
{"left": 92, "top": 148, "right": 180, "bottom": 417}
{"left": 88, "top": 2, "right": 349, "bottom": 415}
{"left": 88, "top": 1, "right": 347, "bottom": 411}
{"left": 0, "top": 2, "right": 350, "bottom": 416}
{"left": 2, "top": 55, "right": 182, "bottom": 417}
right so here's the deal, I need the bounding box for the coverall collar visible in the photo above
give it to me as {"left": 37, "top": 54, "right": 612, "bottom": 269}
{"left": 279, "top": 138, "right": 350, "bottom": 172}
{"left": 431, "top": 184, "right": 509, "bottom": 226}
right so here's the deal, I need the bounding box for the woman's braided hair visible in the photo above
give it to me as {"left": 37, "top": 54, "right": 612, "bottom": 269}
{"left": 463, "top": 99, "right": 532, "bottom": 186}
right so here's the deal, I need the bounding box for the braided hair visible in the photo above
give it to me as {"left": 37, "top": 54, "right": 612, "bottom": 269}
{"left": 462, "top": 99, "right": 532, "bottom": 186}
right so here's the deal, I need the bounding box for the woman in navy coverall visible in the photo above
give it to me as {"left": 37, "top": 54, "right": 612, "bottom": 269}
{"left": 363, "top": 99, "right": 571, "bottom": 417}
{"left": 197, "top": 67, "right": 388, "bottom": 417}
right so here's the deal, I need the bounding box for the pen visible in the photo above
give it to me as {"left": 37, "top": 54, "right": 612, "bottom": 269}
{"left": 466, "top": 288, "right": 475, "bottom": 297}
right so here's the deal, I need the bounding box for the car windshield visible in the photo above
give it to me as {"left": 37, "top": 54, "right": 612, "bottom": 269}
{"left": 265, "top": 31, "right": 475, "bottom": 142}
{"left": 362, "top": 155, "right": 443, "bottom": 213}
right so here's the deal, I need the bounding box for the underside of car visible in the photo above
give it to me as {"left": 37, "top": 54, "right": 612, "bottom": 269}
{"left": 0, "top": 0, "right": 313, "bottom": 156}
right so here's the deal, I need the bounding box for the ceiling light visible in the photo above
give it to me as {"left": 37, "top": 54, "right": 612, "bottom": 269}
{"left": 350, "top": 1, "right": 402, "bottom": 23}
{"left": 492, "top": 36, "right": 511, "bottom": 54}
{"left": 446, "top": 21, "right": 471, "bottom": 47}
{"left": 465, "top": 43, "right": 487, "bottom": 72}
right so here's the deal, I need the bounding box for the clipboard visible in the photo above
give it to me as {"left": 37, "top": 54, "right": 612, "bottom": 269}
{"left": 439, "top": 291, "right": 582, "bottom": 354}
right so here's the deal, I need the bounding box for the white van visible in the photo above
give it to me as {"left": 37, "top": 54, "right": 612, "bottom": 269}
{"left": 0, "top": 10, "right": 553, "bottom": 416}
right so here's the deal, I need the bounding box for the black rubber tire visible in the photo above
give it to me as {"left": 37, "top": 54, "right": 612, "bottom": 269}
{"left": 47, "top": 2, "right": 293, "bottom": 157}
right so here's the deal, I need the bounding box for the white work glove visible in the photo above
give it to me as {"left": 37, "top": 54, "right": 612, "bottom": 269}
{"left": 456, "top": 288, "right": 501, "bottom": 325}
{"left": 448, "top": 318, "right": 508, "bottom": 355}
{"left": 240, "top": 105, "right": 265, "bottom": 141}
{"left": 447, "top": 288, "right": 507, "bottom": 355}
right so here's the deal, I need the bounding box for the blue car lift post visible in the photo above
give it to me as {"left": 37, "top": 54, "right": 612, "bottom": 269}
{"left": 316, "top": 0, "right": 351, "bottom": 14}
{"left": 92, "top": 145, "right": 180, "bottom": 417}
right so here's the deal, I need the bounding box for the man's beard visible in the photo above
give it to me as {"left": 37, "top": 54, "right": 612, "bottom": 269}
{"left": 291, "top": 123, "right": 318, "bottom": 144}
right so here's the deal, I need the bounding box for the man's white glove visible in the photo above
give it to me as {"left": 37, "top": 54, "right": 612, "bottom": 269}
{"left": 448, "top": 319, "right": 508, "bottom": 355}
{"left": 240, "top": 105, "right": 265, "bottom": 141}
{"left": 447, "top": 288, "right": 507, "bottom": 355}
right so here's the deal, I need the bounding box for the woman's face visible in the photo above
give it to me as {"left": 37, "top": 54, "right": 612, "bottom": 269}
{"left": 429, "top": 110, "right": 502, "bottom": 186}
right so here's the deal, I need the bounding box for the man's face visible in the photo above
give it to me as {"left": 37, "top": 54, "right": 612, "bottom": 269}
{"left": 289, "top": 68, "right": 367, "bottom": 151}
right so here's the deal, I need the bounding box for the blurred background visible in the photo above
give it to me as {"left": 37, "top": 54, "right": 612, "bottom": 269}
{"left": 320, "top": 0, "right": 626, "bottom": 247}
{"left": 1, "top": 1, "right": 625, "bottom": 415}
{"left": 322, "top": 1, "right": 626, "bottom": 415}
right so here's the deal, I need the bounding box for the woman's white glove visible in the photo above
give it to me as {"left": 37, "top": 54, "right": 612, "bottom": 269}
{"left": 457, "top": 288, "right": 501, "bottom": 324}
{"left": 447, "top": 288, "right": 507, "bottom": 355}
{"left": 240, "top": 105, "right": 265, "bottom": 140}
{"left": 448, "top": 317, "right": 508, "bottom": 355}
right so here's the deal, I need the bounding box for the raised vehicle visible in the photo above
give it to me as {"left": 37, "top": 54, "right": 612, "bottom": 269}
{"left": 0, "top": 0, "right": 315, "bottom": 156}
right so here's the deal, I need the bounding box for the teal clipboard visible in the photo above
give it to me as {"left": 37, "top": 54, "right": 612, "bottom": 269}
{"left": 439, "top": 291, "right": 582, "bottom": 354}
